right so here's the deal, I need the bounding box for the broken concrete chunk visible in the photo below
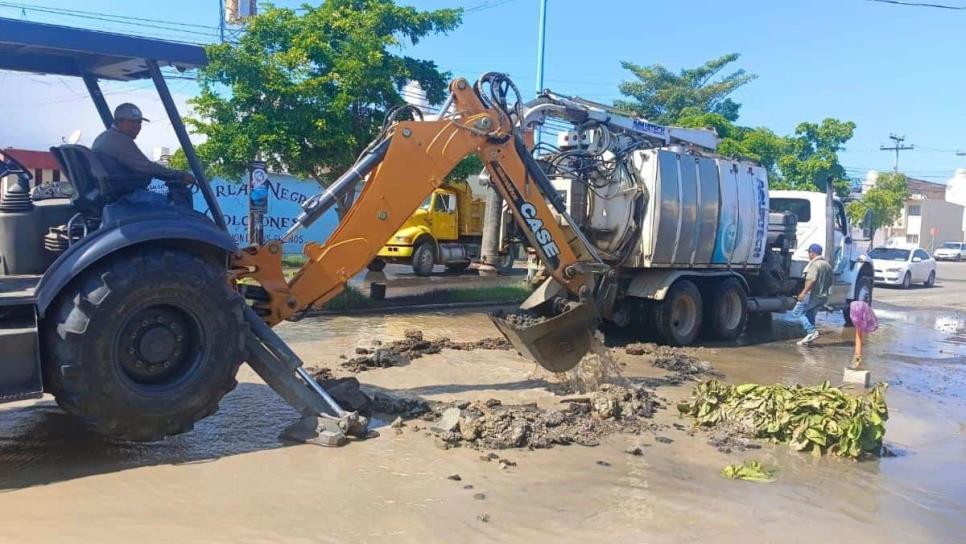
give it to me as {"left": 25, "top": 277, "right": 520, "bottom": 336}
{"left": 433, "top": 407, "right": 462, "bottom": 433}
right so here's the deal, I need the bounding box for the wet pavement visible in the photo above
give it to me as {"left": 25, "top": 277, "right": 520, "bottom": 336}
{"left": 348, "top": 262, "right": 528, "bottom": 299}
{"left": 1, "top": 266, "right": 964, "bottom": 543}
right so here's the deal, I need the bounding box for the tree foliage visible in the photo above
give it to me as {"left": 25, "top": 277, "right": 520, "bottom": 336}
{"left": 773, "top": 119, "right": 856, "bottom": 197}
{"left": 615, "top": 54, "right": 856, "bottom": 198}
{"left": 615, "top": 53, "right": 757, "bottom": 124}
{"left": 846, "top": 172, "right": 910, "bottom": 245}
{"left": 185, "top": 0, "right": 461, "bottom": 212}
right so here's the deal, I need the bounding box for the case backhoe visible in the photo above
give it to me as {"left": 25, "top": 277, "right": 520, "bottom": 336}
{"left": 0, "top": 18, "right": 601, "bottom": 446}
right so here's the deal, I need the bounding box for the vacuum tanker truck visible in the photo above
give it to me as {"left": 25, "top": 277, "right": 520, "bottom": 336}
{"left": 520, "top": 92, "right": 874, "bottom": 345}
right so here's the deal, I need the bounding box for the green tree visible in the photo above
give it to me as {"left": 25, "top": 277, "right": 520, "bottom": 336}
{"left": 186, "top": 1, "right": 461, "bottom": 215}
{"left": 847, "top": 172, "right": 909, "bottom": 248}
{"left": 675, "top": 110, "right": 787, "bottom": 175}
{"left": 772, "top": 119, "right": 856, "bottom": 197}
{"left": 672, "top": 112, "right": 856, "bottom": 197}
{"left": 615, "top": 53, "right": 757, "bottom": 124}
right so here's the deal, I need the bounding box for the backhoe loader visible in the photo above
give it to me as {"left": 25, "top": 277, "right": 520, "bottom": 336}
{"left": 0, "top": 19, "right": 600, "bottom": 445}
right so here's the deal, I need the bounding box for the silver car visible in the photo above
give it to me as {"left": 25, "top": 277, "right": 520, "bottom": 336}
{"left": 934, "top": 242, "right": 966, "bottom": 261}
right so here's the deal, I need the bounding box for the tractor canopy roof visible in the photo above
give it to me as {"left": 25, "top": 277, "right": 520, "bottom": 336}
{"left": 0, "top": 17, "right": 207, "bottom": 80}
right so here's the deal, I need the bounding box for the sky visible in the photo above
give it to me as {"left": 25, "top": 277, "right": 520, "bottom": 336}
{"left": 1, "top": 0, "right": 965, "bottom": 184}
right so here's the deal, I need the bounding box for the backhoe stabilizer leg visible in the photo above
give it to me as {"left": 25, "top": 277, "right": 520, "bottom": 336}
{"left": 243, "top": 307, "right": 371, "bottom": 446}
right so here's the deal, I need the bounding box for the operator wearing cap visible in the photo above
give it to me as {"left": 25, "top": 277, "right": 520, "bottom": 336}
{"left": 792, "top": 243, "right": 833, "bottom": 346}
{"left": 91, "top": 103, "right": 194, "bottom": 206}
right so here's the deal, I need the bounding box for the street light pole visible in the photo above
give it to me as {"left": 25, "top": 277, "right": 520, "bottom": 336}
{"left": 534, "top": 0, "right": 548, "bottom": 144}
{"left": 535, "top": 0, "right": 548, "bottom": 96}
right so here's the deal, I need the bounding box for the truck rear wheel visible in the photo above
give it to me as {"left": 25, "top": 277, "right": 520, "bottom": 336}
{"left": 653, "top": 279, "right": 702, "bottom": 346}
{"left": 704, "top": 278, "right": 748, "bottom": 341}
{"left": 367, "top": 258, "right": 386, "bottom": 272}
{"left": 411, "top": 241, "right": 436, "bottom": 277}
{"left": 42, "top": 246, "right": 246, "bottom": 442}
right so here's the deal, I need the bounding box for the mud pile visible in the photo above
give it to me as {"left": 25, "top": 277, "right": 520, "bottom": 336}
{"left": 623, "top": 342, "right": 719, "bottom": 382}
{"left": 426, "top": 384, "right": 661, "bottom": 450}
{"left": 341, "top": 330, "right": 510, "bottom": 372}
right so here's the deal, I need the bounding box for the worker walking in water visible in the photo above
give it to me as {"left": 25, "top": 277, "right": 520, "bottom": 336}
{"left": 793, "top": 243, "right": 833, "bottom": 345}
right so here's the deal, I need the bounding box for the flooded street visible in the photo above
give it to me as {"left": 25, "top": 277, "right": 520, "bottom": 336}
{"left": 2, "top": 265, "right": 965, "bottom": 543}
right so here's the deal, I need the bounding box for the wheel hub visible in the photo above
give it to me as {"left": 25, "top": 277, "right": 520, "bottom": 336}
{"left": 117, "top": 305, "right": 196, "bottom": 384}
{"left": 671, "top": 297, "right": 697, "bottom": 333}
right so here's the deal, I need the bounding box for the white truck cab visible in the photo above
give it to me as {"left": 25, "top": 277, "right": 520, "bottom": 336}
{"left": 770, "top": 190, "right": 874, "bottom": 310}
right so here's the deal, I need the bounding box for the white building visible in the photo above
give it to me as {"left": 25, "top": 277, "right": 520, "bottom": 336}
{"left": 866, "top": 170, "right": 965, "bottom": 249}
{"left": 945, "top": 168, "right": 966, "bottom": 238}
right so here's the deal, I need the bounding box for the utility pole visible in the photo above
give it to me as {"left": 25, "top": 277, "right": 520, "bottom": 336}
{"left": 535, "top": 0, "right": 548, "bottom": 97}
{"left": 880, "top": 133, "right": 914, "bottom": 172}
{"left": 533, "top": 0, "right": 549, "bottom": 146}
{"left": 218, "top": 0, "right": 226, "bottom": 43}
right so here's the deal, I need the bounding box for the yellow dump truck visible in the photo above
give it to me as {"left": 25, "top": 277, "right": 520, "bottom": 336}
{"left": 368, "top": 181, "right": 489, "bottom": 275}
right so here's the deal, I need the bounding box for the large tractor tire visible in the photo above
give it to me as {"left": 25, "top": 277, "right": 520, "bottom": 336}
{"left": 411, "top": 241, "right": 436, "bottom": 277}
{"left": 653, "top": 279, "right": 703, "bottom": 346}
{"left": 42, "top": 246, "right": 246, "bottom": 442}
{"left": 703, "top": 278, "right": 748, "bottom": 341}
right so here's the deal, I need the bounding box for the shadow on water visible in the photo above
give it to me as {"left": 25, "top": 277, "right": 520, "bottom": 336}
{"left": 0, "top": 383, "right": 300, "bottom": 491}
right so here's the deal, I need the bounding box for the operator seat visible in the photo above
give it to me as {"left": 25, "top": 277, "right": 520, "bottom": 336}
{"left": 49, "top": 145, "right": 110, "bottom": 216}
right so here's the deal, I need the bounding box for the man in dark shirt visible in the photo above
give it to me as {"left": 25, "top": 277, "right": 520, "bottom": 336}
{"left": 91, "top": 103, "right": 194, "bottom": 206}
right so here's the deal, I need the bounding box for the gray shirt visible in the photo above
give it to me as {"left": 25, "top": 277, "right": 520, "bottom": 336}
{"left": 91, "top": 127, "right": 185, "bottom": 194}
{"left": 804, "top": 256, "right": 833, "bottom": 303}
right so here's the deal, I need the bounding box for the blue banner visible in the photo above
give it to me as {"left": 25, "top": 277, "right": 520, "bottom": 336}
{"left": 151, "top": 174, "right": 338, "bottom": 255}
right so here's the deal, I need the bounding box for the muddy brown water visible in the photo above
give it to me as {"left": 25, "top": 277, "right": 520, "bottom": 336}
{"left": 1, "top": 307, "right": 964, "bottom": 543}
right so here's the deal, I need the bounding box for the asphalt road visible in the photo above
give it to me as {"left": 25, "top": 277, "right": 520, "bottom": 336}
{"left": 874, "top": 261, "right": 966, "bottom": 310}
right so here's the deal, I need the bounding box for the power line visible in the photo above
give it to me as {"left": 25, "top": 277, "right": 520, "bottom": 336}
{"left": 0, "top": 1, "right": 221, "bottom": 42}
{"left": 864, "top": 0, "right": 966, "bottom": 10}
{"left": 463, "top": 0, "right": 521, "bottom": 14}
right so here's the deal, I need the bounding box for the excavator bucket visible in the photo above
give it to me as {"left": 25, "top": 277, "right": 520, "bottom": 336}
{"left": 490, "top": 302, "right": 598, "bottom": 373}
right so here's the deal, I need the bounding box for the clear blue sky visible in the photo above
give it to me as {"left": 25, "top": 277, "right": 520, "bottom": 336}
{"left": 2, "top": 0, "right": 964, "bottom": 183}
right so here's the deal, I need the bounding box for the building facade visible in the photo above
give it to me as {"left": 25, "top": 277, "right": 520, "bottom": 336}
{"left": 864, "top": 170, "right": 965, "bottom": 249}
{"left": 0, "top": 148, "right": 64, "bottom": 189}
{"left": 945, "top": 168, "right": 966, "bottom": 237}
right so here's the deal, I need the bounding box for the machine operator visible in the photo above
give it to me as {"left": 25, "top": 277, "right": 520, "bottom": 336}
{"left": 91, "top": 103, "right": 194, "bottom": 207}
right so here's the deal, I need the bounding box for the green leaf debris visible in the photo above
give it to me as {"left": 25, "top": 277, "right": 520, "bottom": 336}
{"left": 720, "top": 460, "right": 775, "bottom": 482}
{"left": 678, "top": 380, "right": 888, "bottom": 459}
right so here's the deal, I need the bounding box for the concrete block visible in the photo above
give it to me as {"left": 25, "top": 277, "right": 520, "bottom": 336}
{"left": 842, "top": 368, "right": 871, "bottom": 387}
{"left": 279, "top": 415, "right": 349, "bottom": 447}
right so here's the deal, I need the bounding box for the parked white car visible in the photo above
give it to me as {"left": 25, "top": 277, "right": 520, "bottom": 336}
{"left": 934, "top": 242, "right": 966, "bottom": 261}
{"left": 870, "top": 247, "right": 937, "bottom": 288}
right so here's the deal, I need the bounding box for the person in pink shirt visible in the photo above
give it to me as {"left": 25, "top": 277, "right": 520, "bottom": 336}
{"left": 849, "top": 300, "right": 878, "bottom": 368}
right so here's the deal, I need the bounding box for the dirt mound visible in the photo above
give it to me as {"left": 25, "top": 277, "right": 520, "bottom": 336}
{"left": 623, "top": 342, "right": 718, "bottom": 382}
{"left": 341, "top": 330, "right": 510, "bottom": 372}
{"left": 428, "top": 384, "right": 662, "bottom": 450}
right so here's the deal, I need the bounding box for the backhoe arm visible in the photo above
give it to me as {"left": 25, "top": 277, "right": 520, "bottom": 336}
{"left": 232, "top": 77, "right": 592, "bottom": 326}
